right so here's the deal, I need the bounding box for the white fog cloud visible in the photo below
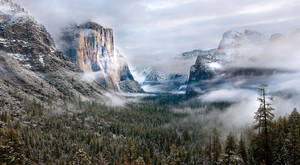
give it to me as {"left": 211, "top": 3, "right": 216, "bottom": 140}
{"left": 11, "top": 0, "right": 300, "bottom": 122}
{"left": 200, "top": 89, "right": 258, "bottom": 103}
{"left": 15, "top": 0, "right": 300, "bottom": 71}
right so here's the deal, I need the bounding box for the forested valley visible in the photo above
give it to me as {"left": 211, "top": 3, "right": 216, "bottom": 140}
{"left": 0, "top": 88, "right": 299, "bottom": 165}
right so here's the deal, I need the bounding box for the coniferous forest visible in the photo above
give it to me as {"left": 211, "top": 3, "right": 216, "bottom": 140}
{"left": 0, "top": 88, "right": 299, "bottom": 165}
{"left": 1, "top": 0, "right": 300, "bottom": 165}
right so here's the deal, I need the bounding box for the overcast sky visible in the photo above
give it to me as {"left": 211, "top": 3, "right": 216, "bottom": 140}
{"left": 17, "top": 0, "right": 300, "bottom": 70}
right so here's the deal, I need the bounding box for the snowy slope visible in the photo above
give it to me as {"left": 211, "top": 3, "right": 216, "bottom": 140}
{"left": 134, "top": 67, "right": 188, "bottom": 93}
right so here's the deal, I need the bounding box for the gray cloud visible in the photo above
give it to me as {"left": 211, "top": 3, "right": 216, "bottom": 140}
{"left": 16, "top": 0, "right": 300, "bottom": 71}
{"left": 194, "top": 29, "right": 300, "bottom": 128}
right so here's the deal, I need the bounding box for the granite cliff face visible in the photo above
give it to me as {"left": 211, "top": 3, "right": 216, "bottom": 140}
{"left": 60, "top": 22, "right": 114, "bottom": 72}
{"left": 60, "top": 22, "right": 143, "bottom": 93}
{"left": 186, "top": 30, "right": 277, "bottom": 96}
{"left": 0, "top": 0, "right": 110, "bottom": 111}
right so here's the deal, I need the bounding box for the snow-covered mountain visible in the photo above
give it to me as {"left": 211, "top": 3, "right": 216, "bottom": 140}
{"left": 0, "top": 0, "right": 146, "bottom": 112}
{"left": 133, "top": 67, "right": 188, "bottom": 93}
{"left": 0, "top": 0, "right": 111, "bottom": 110}
{"left": 0, "top": 0, "right": 57, "bottom": 71}
{"left": 142, "top": 67, "right": 169, "bottom": 82}
{"left": 186, "top": 30, "right": 275, "bottom": 96}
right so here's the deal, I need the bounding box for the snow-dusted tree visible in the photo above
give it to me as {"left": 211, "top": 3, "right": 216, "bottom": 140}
{"left": 253, "top": 85, "right": 274, "bottom": 165}
{"left": 272, "top": 117, "right": 289, "bottom": 165}
{"left": 71, "top": 148, "right": 91, "bottom": 165}
{"left": 166, "top": 144, "right": 181, "bottom": 165}
{"left": 0, "top": 127, "right": 27, "bottom": 164}
{"left": 238, "top": 135, "right": 248, "bottom": 165}
{"left": 124, "top": 139, "right": 138, "bottom": 164}
{"left": 205, "top": 128, "right": 222, "bottom": 165}
{"left": 287, "top": 108, "right": 300, "bottom": 165}
{"left": 221, "top": 132, "right": 243, "bottom": 165}
{"left": 135, "top": 156, "right": 146, "bottom": 165}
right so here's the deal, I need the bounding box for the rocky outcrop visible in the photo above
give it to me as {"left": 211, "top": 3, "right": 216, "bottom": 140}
{"left": 60, "top": 22, "right": 143, "bottom": 93}
{"left": 0, "top": 0, "right": 58, "bottom": 72}
{"left": 0, "top": 0, "right": 109, "bottom": 111}
{"left": 186, "top": 30, "right": 276, "bottom": 97}
{"left": 181, "top": 49, "right": 218, "bottom": 59}
{"left": 186, "top": 56, "right": 217, "bottom": 96}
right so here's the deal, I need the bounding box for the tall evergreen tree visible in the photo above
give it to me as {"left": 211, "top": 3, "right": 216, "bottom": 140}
{"left": 124, "top": 139, "right": 138, "bottom": 164}
{"left": 287, "top": 108, "right": 300, "bottom": 165}
{"left": 222, "top": 133, "right": 242, "bottom": 165}
{"left": 272, "top": 117, "right": 289, "bottom": 165}
{"left": 238, "top": 135, "right": 248, "bottom": 165}
{"left": 205, "top": 128, "right": 222, "bottom": 165}
{"left": 213, "top": 128, "right": 222, "bottom": 165}
{"left": 135, "top": 156, "right": 146, "bottom": 165}
{"left": 205, "top": 134, "right": 213, "bottom": 165}
{"left": 166, "top": 144, "right": 181, "bottom": 165}
{"left": 253, "top": 86, "right": 274, "bottom": 165}
{"left": 71, "top": 148, "right": 91, "bottom": 165}
{"left": 208, "top": 128, "right": 222, "bottom": 165}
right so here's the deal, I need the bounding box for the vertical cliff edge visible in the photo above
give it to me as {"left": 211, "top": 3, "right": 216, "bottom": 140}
{"left": 60, "top": 22, "right": 144, "bottom": 93}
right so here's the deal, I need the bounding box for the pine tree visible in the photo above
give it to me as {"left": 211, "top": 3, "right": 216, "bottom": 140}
{"left": 253, "top": 86, "right": 274, "bottom": 165}
{"left": 144, "top": 148, "right": 151, "bottom": 164}
{"left": 0, "top": 127, "right": 27, "bottom": 164}
{"left": 0, "top": 111, "right": 9, "bottom": 123}
{"left": 71, "top": 148, "right": 91, "bottom": 165}
{"left": 205, "top": 134, "right": 213, "bottom": 165}
{"left": 212, "top": 128, "right": 222, "bottom": 165}
{"left": 222, "top": 133, "right": 243, "bottom": 165}
{"left": 135, "top": 156, "right": 146, "bottom": 165}
{"left": 287, "top": 108, "right": 300, "bottom": 165}
{"left": 124, "top": 139, "right": 138, "bottom": 164}
{"left": 166, "top": 144, "right": 181, "bottom": 165}
{"left": 238, "top": 135, "right": 248, "bottom": 165}
{"left": 206, "top": 128, "right": 222, "bottom": 165}
{"left": 95, "top": 152, "right": 108, "bottom": 165}
{"left": 53, "top": 143, "right": 61, "bottom": 160}
{"left": 183, "top": 129, "right": 191, "bottom": 141}
{"left": 272, "top": 117, "right": 289, "bottom": 165}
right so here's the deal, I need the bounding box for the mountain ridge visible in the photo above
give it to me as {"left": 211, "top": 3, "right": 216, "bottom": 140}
{"left": 186, "top": 29, "right": 278, "bottom": 96}
{"left": 0, "top": 0, "right": 136, "bottom": 111}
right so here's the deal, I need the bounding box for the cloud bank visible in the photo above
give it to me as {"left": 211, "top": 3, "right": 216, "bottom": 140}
{"left": 16, "top": 0, "right": 300, "bottom": 71}
{"left": 192, "top": 30, "right": 300, "bottom": 129}
{"left": 12, "top": 0, "right": 300, "bottom": 128}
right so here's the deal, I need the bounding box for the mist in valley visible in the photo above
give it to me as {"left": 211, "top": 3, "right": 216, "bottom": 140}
{"left": 0, "top": 0, "right": 299, "bottom": 164}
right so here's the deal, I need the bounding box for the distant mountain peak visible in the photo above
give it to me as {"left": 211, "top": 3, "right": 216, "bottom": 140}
{"left": 0, "top": 0, "right": 34, "bottom": 24}
{"left": 219, "top": 29, "right": 265, "bottom": 50}
{"left": 78, "top": 21, "right": 113, "bottom": 31}
{"left": 0, "top": 0, "right": 58, "bottom": 72}
{"left": 0, "top": 0, "right": 27, "bottom": 13}
{"left": 186, "top": 29, "right": 277, "bottom": 97}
